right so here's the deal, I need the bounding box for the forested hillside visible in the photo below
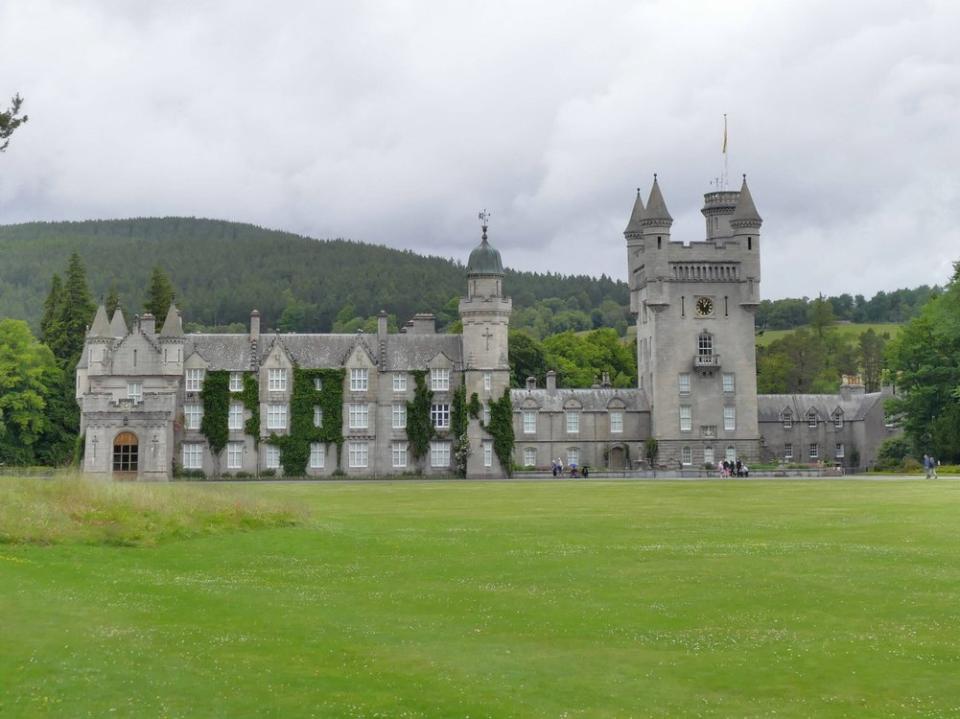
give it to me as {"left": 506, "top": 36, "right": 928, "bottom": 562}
{"left": 0, "top": 218, "right": 628, "bottom": 335}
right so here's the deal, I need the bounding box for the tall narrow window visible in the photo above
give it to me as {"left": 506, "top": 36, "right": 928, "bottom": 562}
{"left": 392, "top": 442, "right": 407, "bottom": 468}
{"left": 679, "top": 406, "right": 692, "bottom": 432}
{"left": 310, "top": 443, "right": 325, "bottom": 469}
{"left": 227, "top": 442, "right": 243, "bottom": 470}
{"left": 723, "top": 406, "right": 736, "bottom": 431}
{"left": 483, "top": 372, "right": 492, "bottom": 392}
{"left": 185, "top": 403, "right": 202, "bottom": 430}
{"left": 313, "top": 406, "right": 323, "bottom": 428}
{"left": 392, "top": 402, "right": 407, "bottom": 429}
{"left": 393, "top": 373, "right": 407, "bottom": 392}
{"left": 229, "top": 402, "right": 243, "bottom": 430}
{"left": 681, "top": 447, "right": 692, "bottom": 466}
{"left": 566, "top": 411, "right": 580, "bottom": 434}
{"left": 610, "top": 411, "right": 623, "bottom": 433}
{"left": 523, "top": 410, "right": 537, "bottom": 434}
{"left": 229, "top": 372, "right": 243, "bottom": 392}
{"left": 264, "top": 445, "right": 280, "bottom": 469}
{"left": 698, "top": 333, "right": 713, "bottom": 356}
{"left": 127, "top": 382, "right": 142, "bottom": 404}
{"left": 431, "top": 404, "right": 450, "bottom": 429}
{"left": 349, "top": 403, "right": 368, "bottom": 430}
{"left": 722, "top": 373, "right": 735, "bottom": 393}
{"left": 678, "top": 373, "right": 691, "bottom": 395}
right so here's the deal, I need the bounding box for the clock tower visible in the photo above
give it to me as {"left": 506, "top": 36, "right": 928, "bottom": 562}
{"left": 629, "top": 175, "right": 762, "bottom": 467}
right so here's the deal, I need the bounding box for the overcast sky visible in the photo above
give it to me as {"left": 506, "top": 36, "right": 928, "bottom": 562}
{"left": 1, "top": 0, "right": 958, "bottom": 299}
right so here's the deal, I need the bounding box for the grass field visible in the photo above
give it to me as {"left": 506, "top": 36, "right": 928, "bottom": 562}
{"left": 754, "top": 322, "right": 902, "bottom": 348}
{"left": 2, "top": 478, "right": 960, "bottom": 717}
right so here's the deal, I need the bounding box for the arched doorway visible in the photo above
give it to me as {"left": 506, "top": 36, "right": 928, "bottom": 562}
{"left": 113, "top": 431, "right": 139, "bottom": 478}
{"left": 609, "top": 445, "right": 626, "bottom": 470}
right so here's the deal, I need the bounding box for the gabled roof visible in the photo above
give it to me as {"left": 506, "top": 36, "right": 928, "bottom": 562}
{"left": 624, "top": 189, "right": 645, "bottom": 234}
{"left": 644, "top": 175, "right": 673, "bottom": 223}
{"left": 87, "top": 304, "right": 111, "bottom": 338}
{"left": 510, "top": 388, "right": 649, "bottom": 412}
{"left": 109, "top": 308, "right": 128, "bottom": 337}
{"left": 757, "top": 393, "right": 884, "bottom": 422}
{"left": 159, "top": 303, "right": 183, "bottom": 338}
{"left": 731, "top": 176, "right": 762, "bottom": 225}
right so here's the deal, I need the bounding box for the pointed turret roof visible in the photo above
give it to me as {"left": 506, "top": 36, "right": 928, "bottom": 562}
{"left": 109, "top": 307, "right": 128, "bottom": 337}
{"left": 159, "top": 302, "right": 183, "bottom": 338}
{"left": 623, "top": 189, "right": 645, "bottom": 234}
{"left": 644, "top": 175, "right": 673, "bottom": 223}
{"left": 731, "top": 176, "right": 762, "bottom": 225}
{"left": 88, "top": 304, "right": 111, "bottom": 338}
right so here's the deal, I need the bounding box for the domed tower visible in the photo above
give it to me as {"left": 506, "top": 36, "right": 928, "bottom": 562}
{"left": 459, "top": 211, "right": 512, "bottom": 476}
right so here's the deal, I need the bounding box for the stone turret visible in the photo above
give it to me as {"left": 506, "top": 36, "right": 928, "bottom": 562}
{"left": 158, "top": 301, "right": 184, "bottom": 374}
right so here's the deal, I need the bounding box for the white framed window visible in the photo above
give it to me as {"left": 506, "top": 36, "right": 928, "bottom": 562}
{"left": 723, "top": 406, "right": 736, "bottom": 431}
{"left": 229, "top": 402, "right": 244, "bottom": 430}
{"left": 567, "top": 448, "right": 580, "bottom": 466}
{"left": 348, "top": 441, "right": 368, "bottom": 468}
{"left": 185, "top": 368, "right": 204, "bottom": 392}
{"left": 229, "top": 372, "right": 243, "bottom": 392}
{"left": 566, "top": 411, "right": 580, "bottom": 434}
{"left": 431, "top": 368, "right": 450, "bottom": 392}
{"left": 523, "top": 447, "right": 536, "bottom": 467}
{"left": 833, "top": 412, "right": 844, "bottom": 429}
{"left": 678, "top": 373, "right": 690, "bottom": 395}
{"left": 392, "top": 442, "right": 408, "bottom": 468}
{"left": 393, "top": 373, "right": 407, "bottom": 392}
{"left": 783, "top": 411, "right": 793, "bottom": 429}
{"left": 313, "top": 406, "right": 323, "bottom": 428}
{"left": 809, "top": 443, "right": 819, "bottom": 459}
{"left": 185, "top": 403, "right": 202, "bottom": 430}
{"left": 310, "top": 442, "right": 325, "bottom": 469}
{"left": 610, "top": 411, "right": 623, "bottom": 433}
{"left": 679, "top": 406, "right": 692, "bottom": 432}
{"left": 430, "top": 441, "right": 450, "bottom": 468}
{"left": 227, "top": 442, "right": 243, "bottom": 469}
{"left": 807, "top": 411, "right": 818, "bottom": 428}
{"left": 483, "top": 372, "right": 492, "bottom": 392}
{"left": 523, "top": 410, "right": 537, "bottom": 434}
{"left": 349, "top": 403, "right": 368, "bottom": 430}
{"left": 268, "top": 368, "right": 287, "bottom": 392}
{"left": 313, "top": 377, "right": 323, "bottom": 391}
{"left": 722, "top": 373, "right": 735, "bottom": 393}
{"left": 483, "top": 441, "right": 492, "bottom": 468}
{"left": 182, "top": 443, "right": 203, "bottom": 469}
{"left": 431, "top": 403, "right": 450, "bottom": 429}
{"left": 703, "top": 447, "right": 715, "bottom": 465}
{"left": 392, "top": 403, "right": 407, "bottom": 429}
{"left": 266, "top": 403, "right": 287, "bottom": 430}
{"left": 482, "top": 403, "right": 490, "bottom": 425}
{"left": 835, "top": 442, "right": 845, "bottom": 458}
{"left": 698, "top": 332, "right": 713, "bottom": 356}
{"left": 681, "top": 446, "right": 692, "bottom": 466}
{"left": 784, "top": 443, "right": 793, "bottom": 460}
{"left": 350, "top": 368, "right": 368, "bottom": 392}
{"left": 127, "top": 382, "right": 142, "bottom": 403}
{"left": 265, "top": 444, "right": 280, "bottom": 469}
{"left": 725, "top": 446, "right": 736, "bottom": 462}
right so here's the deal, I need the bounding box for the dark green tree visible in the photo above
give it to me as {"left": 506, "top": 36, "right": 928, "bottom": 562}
{"left": 105, "top": 284, "right": 120, "bottom": 317}
{"left": 0, "top": 93, "right": 28, "bottom": 153}
{"left": 858, "top": 328, "right": 887, "bottom": 393}
{"left": 508, "top": 330, "right": 547, "bottom": 388}
{"left": 48, "top": 253, "right": 96, "bottom": 366}
{"left": 40, "top": 274, "right": 63, "bottom": 347}
{"left": 145, "top": 265, "right": 175, "bottom": 319}
{"left": 808, "top": 293, "right": 835, "bottom": 339}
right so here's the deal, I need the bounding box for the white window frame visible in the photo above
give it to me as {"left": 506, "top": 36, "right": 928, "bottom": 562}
{"left": 430, "top": 441, "right": 450, "bottom": 468}
{"left": 725, "top": 446, "right": 736, "bottom": 462}
{"left": 393, "top": 373, "right": 407, "bottom": 392}
{"left": 392, "top": 402, "right": 407, "bottom": 429}
{"left": 264, "top": 444, "right": 280, "bottom": 469}
{"left": 127, "top": 381, "right": 142, "bottom": 404}
{"left": 566, "top": 448, "right": 580, "bottom": 466}
{"left": 431, "top": 368, "right": 450, "bottom": 392}
{"left": 835, "top": 443, "right": 844, "bottom": 458}
{"left": 348, "top": 441, "right": 368, "bottom": 468}
{"left": 310, "top": 442, "right": 325, "bottom": 469}
{"left": 313, "top": 377, "right": 323, "bottom": 391}
{"left": 679, "top": 406, "right": 692, "bottom": 432}
{"left": 807, "top": 411, "right": 818, "bottom": 428}
{"left": 483, "top": 372, "right": 492, "bottom": 392}
{"left": 350, "top": 368, "right": 368, "bottom": 392}
{"left": 723, "top": 406, "right": 736, "bottom": 431}
{"left": 482, "top": 403, "right": 490, "bottom": 425}
{"left": 228, "top": 402, "right": 244, "bottom": 431}
{"left": 722, "top": 373, "right": 735, "bottom": 393}
{"left": 227, "top": 442, "right": 243, "bottom": 470}
{"left": 566, "top": 411, "right": 580, "bottom": 434}
{"left": 610, "top": 411, "right": 623, "bottom": 434}
{"left": 523, "top": 447, "right": 537, "bottom": 467}
{"left": 784, "top": 443, "right": 793, "bottom": 460}
{"left": 349, "top": 403, "right": 369, "bottom": 430}
{"left": 809, "top": 443, "right": 819, "bottom": 459}
{"left": 678, "top": 373, "right": 690, "bottom": 395}
{"left": 313, "top": 405, "right": 323, "bottom": 428}
{"left": 185, "top": 403, "right": 202, "bottom": 430}
{"left": 523, "top": 410, "right": 537, "bottom": 434}
{"left": 182, "top": 443, "right": 203, "bottom": 469}
{"left": 185, "top": 368, "right": 204, "bottom": 392}
{"left": 681, "top": 446, "right": 692, "bottom": 466}
{"left": 483, "top": 441, "right": 493, "bottom": 468}
{"left": 266, "top": 403, "right": 287, "bottom": 430}
{"left": 431, "top": 403, "right": 450, "bottom": 430}
{"left": 703, "top": 447, "right": 715, "bottom": 465}
{"left": 229, "top": 372, "right": 243, "bottom": 392}
{"left": 268, "top": 368, "right": 287, "bottom": 392}
{"left": 833, "top": 412, "right": 844, "bottom": 429}
{"left": 392, "top": 442, "right": 408, "bottom": 468}
{"left": 783, "top": 411, "right": 793, "bottom": 429}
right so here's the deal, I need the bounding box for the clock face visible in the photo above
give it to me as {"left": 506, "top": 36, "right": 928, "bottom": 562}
{"left": 696, "top": 297, "right": 714, "bottom": 316}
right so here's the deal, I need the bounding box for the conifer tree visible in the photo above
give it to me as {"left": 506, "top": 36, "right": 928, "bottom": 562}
{"left": 48, "top": 253, "right": 95, "bottom": 366}
{"left": 0, "top": 93, "right": 28, "bottom": 153}
{"left": 40, "top": 274, "right": 63, "bottom": 347}
{"left": 145, "top": 265, "right": 175, "bottom": 319}
{"left": 105, "top": 284, "right": 120, "bottom": 316}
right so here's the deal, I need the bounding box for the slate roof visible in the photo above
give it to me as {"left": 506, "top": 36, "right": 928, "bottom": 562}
{"left": 757, "top": 392, "right": 883, "bottom": 422}
{"left": 109, "top": 308, "right": 128, "bottom": 337}
{"left": 644, "top": 176, "right": 672, "bottom": 223}
{"left": 623, "top": 190, "right": 645, "bottom": 234}
{"left": 87, "top": 304, "right": 111, "bottom": 338}
{"left": 511, "top": 387, "right": 649, "bottom": 412}
{"left": 731, "top": 177, "right": 762, "bottom": 225}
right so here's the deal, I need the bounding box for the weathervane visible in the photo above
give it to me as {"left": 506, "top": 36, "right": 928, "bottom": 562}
{"left": 478, "top": 209, "right": 490, "bottom": 241}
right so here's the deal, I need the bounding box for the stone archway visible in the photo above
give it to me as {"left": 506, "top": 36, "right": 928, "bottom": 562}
{"left": 112, "top": 431, "right": 139, "bottom": 479}
{"left": 609, "top": 445, "right": 627, "bottom": 470}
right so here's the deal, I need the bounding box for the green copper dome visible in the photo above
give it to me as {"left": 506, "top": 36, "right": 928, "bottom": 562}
{"left": 466, "top": 231, "right": 504, "bottom": 276}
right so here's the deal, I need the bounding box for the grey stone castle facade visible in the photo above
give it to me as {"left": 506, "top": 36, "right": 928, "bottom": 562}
{"left": 76, "top": 178, "right": 898, "bottom": 479}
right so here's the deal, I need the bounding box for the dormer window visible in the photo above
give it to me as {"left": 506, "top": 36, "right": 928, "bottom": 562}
{"left": 833, "top": 410, "right": 844, "bottom": 429}
{"left": 807, "top": 410, "right": 818, "bottom": 428}
{"left": 782, "top": 410, "right": 793, "bottom": 429}
{"left": 431, "top": 368, "right": 450, "bottom": 392}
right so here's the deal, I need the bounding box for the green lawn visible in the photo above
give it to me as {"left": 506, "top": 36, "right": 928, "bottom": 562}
{"left": 755, "top": 322, "right": 902, "bottom": 347}
{"left": 3, "top": 479, "right": 960, "bottom": 717}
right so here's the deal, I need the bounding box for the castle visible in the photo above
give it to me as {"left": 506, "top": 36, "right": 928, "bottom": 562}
{"left": 75, "top": 177, "right": 898, "bottom": 479}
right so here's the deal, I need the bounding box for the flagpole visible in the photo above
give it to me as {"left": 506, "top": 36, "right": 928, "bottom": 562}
{"left": 722, "top": 113, "right": 728, "bottom": 190}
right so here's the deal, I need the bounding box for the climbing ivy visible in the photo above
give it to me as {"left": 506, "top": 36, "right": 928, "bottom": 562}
{"left": 451, "top": 384, "right": 469, "bottom": 477}
{"left": 241, "top": 373, "right": 260, "bottom": 442}
{"left": 200, "top": 370, "right": 231, "bottom": 456}
{"left": 468, "top": 392, "right": 482, "bottom": 420}
{"left": 267, "top": 367, "right": 345, "bottom": 476}
{"left": 406, "top": 370, "right": 434, "bottom": 471}
{"left": 488, "top": 387, "right": 515, "bottom": 477}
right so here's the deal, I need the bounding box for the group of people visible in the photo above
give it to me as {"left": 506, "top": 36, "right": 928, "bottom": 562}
{"left": 551, "top": 459, "right": 589, "bottom": 478}
{"left": 923, "top": 454, "right": 939, "bottom": 479}
{"left": 720, "top": 459, "right": 748, "bottom": 478}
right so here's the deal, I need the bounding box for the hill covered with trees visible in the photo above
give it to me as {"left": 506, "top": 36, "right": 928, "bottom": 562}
{"left": 0, "top": 217, "right": 629, "bottom": 336}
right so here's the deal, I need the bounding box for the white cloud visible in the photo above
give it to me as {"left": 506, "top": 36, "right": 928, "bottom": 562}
{"left": 1, "top": 0, "right": 958, "bottom": 298}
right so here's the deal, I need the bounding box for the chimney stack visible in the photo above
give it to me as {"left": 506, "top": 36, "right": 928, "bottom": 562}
{"left": 140, "top": 313, "right": 156, "bottom": 335}
{"left": 546, "top": 370, "right": 557, "bottom": 391}
{"left": 250, "top": 310, "right": 261, "bottom": 342}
